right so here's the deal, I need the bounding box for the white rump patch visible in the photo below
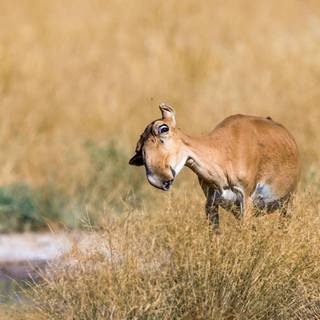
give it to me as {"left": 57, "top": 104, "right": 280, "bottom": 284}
{"left": 252, "top": 183, "right": 277, "bottom": 204}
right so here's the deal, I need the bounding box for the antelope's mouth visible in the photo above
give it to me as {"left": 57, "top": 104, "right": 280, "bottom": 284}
{"left": 146, "top": 174, "right": 174, "bottom": 191}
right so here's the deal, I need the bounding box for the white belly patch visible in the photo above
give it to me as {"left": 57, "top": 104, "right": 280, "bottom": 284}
{"left": 213, "top": 187, "right": 244, "bottom": 212}
{"left": 221, "top": 189, "right": 238, "bottom": 202}
{"left": 209, "top": 183, "right": 284, "bottom": 214}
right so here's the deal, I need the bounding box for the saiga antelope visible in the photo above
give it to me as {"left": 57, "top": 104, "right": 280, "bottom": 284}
{"left": 129, "top": 104, "right": 300, "bottom": 227}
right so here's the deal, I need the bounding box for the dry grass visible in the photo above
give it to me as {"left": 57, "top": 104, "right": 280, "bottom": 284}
{"left": 26, "top": 191, "right": 320, "bottom": 319}
{"left": 1, "top": 0, "right": 320, "bottom": 318}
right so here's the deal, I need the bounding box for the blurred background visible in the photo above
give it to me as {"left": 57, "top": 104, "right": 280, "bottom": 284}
{"left": 0, "top": 0, "right": 320, "bottom": 233}
{"left": 1, "top": 1, "right": 320, "bottom": 317}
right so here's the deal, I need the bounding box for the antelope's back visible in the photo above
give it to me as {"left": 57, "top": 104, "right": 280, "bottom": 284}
{"left": 212, "top": 114, "right": 300, "bottom": 197}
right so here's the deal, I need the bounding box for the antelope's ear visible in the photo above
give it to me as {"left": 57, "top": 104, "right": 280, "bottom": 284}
{"left": 129, "top": 151, "right": 143, "bottom": 166}
{"left": 159, "top": 103, "right": 176, "bottom": 126}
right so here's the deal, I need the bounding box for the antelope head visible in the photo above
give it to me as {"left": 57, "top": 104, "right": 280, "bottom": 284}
{"left": 129, "top": 103, "right": 188, "bottom": 191}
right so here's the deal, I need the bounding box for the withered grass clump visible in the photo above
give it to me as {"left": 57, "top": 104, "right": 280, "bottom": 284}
{"left": 29, "top": 192, "right": 320, "bottom": 320}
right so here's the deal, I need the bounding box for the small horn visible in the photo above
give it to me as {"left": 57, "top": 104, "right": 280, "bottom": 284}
{"left": 159, "top": 103, "right": 176, "bottom": 126}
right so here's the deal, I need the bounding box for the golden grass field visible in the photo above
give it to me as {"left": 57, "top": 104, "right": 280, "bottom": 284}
{"left": 1, "top": 0, "right": 320, "bottom": 318}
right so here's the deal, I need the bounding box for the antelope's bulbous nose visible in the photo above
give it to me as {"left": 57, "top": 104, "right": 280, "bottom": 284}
{"left": 163, "top": 179, "right": 174, "bottom": 191}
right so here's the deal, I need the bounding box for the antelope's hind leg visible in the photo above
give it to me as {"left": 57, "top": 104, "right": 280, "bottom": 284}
{"left": 252, "top": 183, "right": 292, "bottom": 217}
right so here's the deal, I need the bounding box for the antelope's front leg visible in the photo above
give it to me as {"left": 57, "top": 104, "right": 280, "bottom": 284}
{"left": 205, "top": 197, "right": 219, "bottom": 228}
{"left": 198, "top": 178, "right": 220, "bottom": 228}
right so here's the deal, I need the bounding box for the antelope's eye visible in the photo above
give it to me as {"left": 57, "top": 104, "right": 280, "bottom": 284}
{"left": 158, "top": 124, "right": 169, "bottom": 135}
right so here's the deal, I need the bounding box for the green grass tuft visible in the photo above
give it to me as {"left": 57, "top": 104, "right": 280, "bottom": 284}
{"left": 0, "top": 183, "right": 70, "bottom": 232}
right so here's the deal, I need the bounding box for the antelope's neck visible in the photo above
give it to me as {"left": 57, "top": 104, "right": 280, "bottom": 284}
{"left": 180, "top": 132, "right": 228, "bottom": 188}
